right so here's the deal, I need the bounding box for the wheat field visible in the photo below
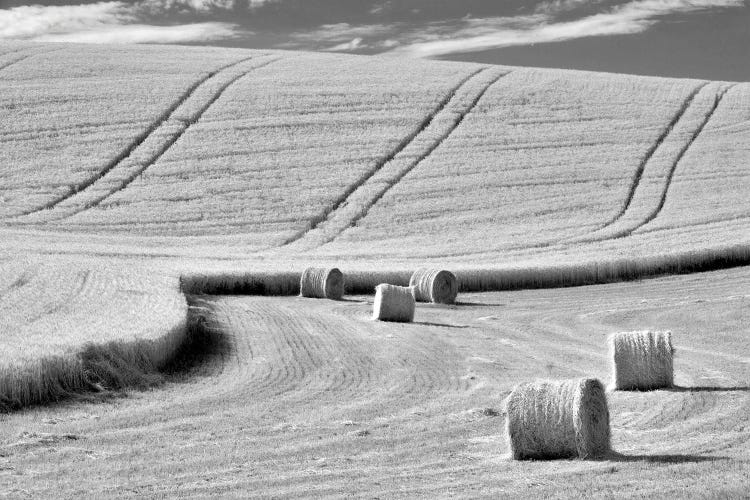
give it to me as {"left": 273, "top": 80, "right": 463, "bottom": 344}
{"left": 0, "top": 40, "right": 749, "bottom": 497}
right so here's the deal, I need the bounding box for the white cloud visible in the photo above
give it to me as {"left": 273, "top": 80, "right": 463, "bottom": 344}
{"left": 0, "top": 1, "right": 243, "bottom": 43}
{"left": 135, "top": 0, "right": 277, "bottom": 14}
{"left": 136, "top": 0, "right": 237, "bottom": 14}
{"left": 32, "top": 22, "right": 239, "bottom": 44}
{"left": 285, "top": 22, "right": 398, "bottom": 52}
{"left": 534, "top": 0, "right": 606, "bottom": 15}
{"left": 395, "top": 0, "right": 745, "bottom": 57}
{"left": 325, "top": 37, "right": 365, "bottom": 52}
{"left": 0, "top": 3, "right": 132, "bottom": 39}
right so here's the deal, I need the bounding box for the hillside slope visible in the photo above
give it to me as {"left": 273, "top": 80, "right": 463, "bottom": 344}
{"left": 1, "top": 42, "right": 748, "bottom": 272}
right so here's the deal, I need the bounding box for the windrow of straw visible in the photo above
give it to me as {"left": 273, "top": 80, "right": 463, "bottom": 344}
{"left": 178, "top": 243, "right": 750, "bottom": 298}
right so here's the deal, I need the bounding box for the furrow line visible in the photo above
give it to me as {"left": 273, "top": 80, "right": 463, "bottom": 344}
{"left": 277, "top": 66, "right": 507, "bottom": 251}
{"left": 7, "top": 54, "right": 277, "bottom": 222}
{"left": 565, "top": 82, "right": 727, "bottom": 244}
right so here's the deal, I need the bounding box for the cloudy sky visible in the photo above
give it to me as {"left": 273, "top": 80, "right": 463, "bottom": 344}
{"left": 1, "top": 0, "right": 748, "bottom": 80}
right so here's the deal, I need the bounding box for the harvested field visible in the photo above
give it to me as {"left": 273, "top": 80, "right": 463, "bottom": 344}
{"left": 1, "top": 267, "right": 748, "bottom": 497}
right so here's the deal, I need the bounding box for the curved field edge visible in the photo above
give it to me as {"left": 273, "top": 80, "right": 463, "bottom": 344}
{"left": 0, "top": 260, "right": 188, "bottom": 412}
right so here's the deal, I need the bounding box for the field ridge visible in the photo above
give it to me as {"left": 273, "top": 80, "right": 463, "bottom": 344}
{"left": 281, "top": 66, "right": 510, "bottom": 251}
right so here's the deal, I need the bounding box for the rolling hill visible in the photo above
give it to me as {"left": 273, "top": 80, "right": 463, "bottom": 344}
{"left": 0, "top": 41, "right": 748, "bottom": 497}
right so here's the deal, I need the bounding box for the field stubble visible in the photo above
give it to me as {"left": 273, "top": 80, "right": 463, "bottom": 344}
{"left": 0, "top": 267, "right": 747, "bottom": 498}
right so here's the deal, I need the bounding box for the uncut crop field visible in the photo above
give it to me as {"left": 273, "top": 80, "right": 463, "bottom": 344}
{"left": 0, "top": 42, "right": 748, "bottom": 268}
{"left": 0, "top": 41, "right": 749, "bottom": 498}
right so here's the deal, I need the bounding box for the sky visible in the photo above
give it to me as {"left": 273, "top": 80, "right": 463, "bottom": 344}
{"left": 0, "top": 0, "right": 748, "bottom": 80}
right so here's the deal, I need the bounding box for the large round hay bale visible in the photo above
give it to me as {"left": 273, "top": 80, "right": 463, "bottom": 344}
{"left": 408, "top": 268, "right": 458, "bottom": 304}
{"left": 372, "top": 284, "right": 415, "bottom": 323}
{"left": 299, "top": 267, "right": 344, "bottom": 300}
{"left": 609, "top": 330, "right": 673, "bottom": 390}
{"left": 505, "top": 378, "right": 610, "bottom": 460}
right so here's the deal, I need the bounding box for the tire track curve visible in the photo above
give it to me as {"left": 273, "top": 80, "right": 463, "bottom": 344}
{"left": 278, "top": 66, "right": 510, "bottom": 251}
{"left": 0, "top": 46, "right": 64, "bottom": 75}
{"left": 8, "top": 54, "right": 279, "bottom": 223}
{"left": 629, "top": 83, "right": 737, "bottom": 234}
{"left": 0, "top": 54, "right": 30, "bottom": 74}
{"left": 568, "top": 82, "right": 732, "bottom": 243}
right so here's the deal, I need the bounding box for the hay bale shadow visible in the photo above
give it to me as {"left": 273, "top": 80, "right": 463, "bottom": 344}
{"left": 162, "top": 298, "right": 234, "bottom": 381}
{"left": 414, "top": 321, "right": 471, "bottom": 328}
{"left": 605, "top": 451, "right": 729, "bottom": 463}
{"left": 666, "top": 385, "right": 750, "bottom": 393}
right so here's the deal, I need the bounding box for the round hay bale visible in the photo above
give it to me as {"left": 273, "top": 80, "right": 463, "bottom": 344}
{"left": 299, "top": 267, "right": 344, "bottom": 300}
{"left": 505, "top": 378, "right": 610, "bottom": 460}
{"left": 372, "top": 284, "right": 415, "bottom": 323}
{"left": 408, "top": 268, "right": 458, "bottom": 304}
{"left": 609, "top": 330, "right": 673, "bottom": 391}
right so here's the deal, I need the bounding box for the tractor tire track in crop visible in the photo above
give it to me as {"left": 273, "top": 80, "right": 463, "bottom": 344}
{"left": 8, "top": 54, "right": 280, "bottom": 223}
{"left": 629, "top": 84, "right": 737, "bottom": 234}
{"left": 0, "top": 54, "right": 30, "bottom": 75}
{"left": 279, "top": 66, "right": 510, "bottom": 251}
{"left": 601, "top": 82, "right": 708, "bottom": 228}
{"left": 0, "top": 46, "right": 65, "bottom": 75}
{"left": 568, "top": 82, "right": 733, "bottom": 243}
